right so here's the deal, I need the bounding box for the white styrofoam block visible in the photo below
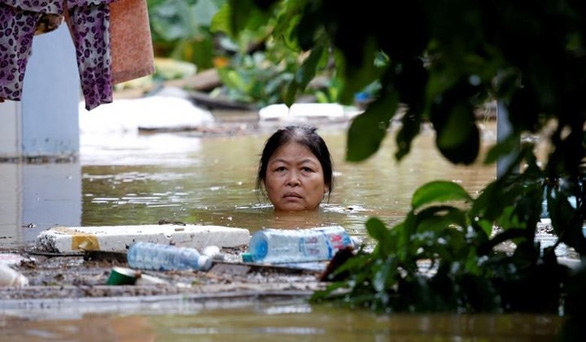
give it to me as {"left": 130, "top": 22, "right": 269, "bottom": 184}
{"left": 35, "top": 225, "right": 251, "bottom": 253}
{"left": 258, "top": 103, "right": 346, "bottom": 121}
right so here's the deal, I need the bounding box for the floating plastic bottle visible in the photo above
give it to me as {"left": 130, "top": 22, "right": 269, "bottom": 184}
{"left": 244, "top": 226, "right": 354, "bottom": 264}
{"left": 127, "top": 242, "right": 212, "bottom": 271}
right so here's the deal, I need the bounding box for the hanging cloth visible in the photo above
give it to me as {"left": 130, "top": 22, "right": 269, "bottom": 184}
{"left": 109, "top": 0, "right": 155, "bottom": 84}
{"left": 0, "top": 0, "right": 154, "bottom": 110}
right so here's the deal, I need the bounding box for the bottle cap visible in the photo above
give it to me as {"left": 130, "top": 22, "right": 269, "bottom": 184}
{"left": 241, "top": 252, "right": 253, "bottom": 263}
{"left": 197, "top": 255, "right": 212, "bottom": 271}
{"left": 106, "top": 267, "right": 139, "bottom": 286}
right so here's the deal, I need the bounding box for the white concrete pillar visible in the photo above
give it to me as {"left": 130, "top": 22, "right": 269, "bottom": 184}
{"left": 0, "top": 23, "right": 82, "bottom": 246}
{"left": 496, "top": 100, "right": 521, "bottom": 179}
{"left": 0, "top": 22, "right": 80, "bottom": 160}
{"left": 0, "top": 101, "right": 21, "bottom": 159}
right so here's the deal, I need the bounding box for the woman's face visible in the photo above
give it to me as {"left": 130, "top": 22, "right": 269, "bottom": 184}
{"left": 264, "top": 141, "right": 327, "bottom": 212}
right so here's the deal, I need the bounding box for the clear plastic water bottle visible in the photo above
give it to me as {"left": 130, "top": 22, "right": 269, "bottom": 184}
{"left": 127, "top": 242, "right": 212, "bottom": 271}
{"left": 244, "top": 226, "right": 354, "bottom": 264}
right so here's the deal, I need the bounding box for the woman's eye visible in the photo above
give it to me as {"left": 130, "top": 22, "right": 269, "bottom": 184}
{"left": 301, "top": 167, "right": 313, "bottom": 172}
{"left": 275, "top": 166, "right": 286, "bottom": 172}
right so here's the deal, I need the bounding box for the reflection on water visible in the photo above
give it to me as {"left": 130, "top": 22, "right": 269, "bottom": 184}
{"left": 0, "top": 300, "right": 564, "bottom": 342}
{"left": 0, "top": 163, "right": 81, "bottom": 247}
{"left": 1, "top": 120, "right": 566, "bottom": 339}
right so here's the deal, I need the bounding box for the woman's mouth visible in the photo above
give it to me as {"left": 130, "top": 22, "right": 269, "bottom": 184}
{"left": 283, "top": 192, "right": 302, "bottom": 198}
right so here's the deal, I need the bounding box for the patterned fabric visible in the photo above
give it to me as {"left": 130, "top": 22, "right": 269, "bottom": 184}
{"left": 67, "top": 4, "right": 113, "bottom": 110}
{"left": 0, "top": 0, "right": 116, "bottom": 110}
{"left": 4, "top": 0, "right": 63, "bottom": 14}
{"left": 0, "top": 6, "right": 39, "bottom": 101}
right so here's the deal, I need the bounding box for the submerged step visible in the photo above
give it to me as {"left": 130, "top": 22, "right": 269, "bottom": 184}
{"left": 34, "top": 225, "right": 251, "bottom": 254}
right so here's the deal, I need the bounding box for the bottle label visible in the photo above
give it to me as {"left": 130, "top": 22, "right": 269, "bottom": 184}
{"left": 249, "top": 226, "right": 353, "bottom": 263}
{"left": 299, "top": 235, "right": 326, "bottom": 258}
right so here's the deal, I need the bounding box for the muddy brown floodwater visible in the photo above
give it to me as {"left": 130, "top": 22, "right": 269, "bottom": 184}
{"left": 0, "top": 115, "right": 569, "bottom": 341}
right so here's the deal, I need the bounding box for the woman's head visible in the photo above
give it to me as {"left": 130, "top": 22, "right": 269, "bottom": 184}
{"left": 256, "top": 125, "right": 334, "bottom": 212}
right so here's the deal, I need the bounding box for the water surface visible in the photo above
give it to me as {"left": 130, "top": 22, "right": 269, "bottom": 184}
{"left": 2, "top": 118, "right": 565, "bottom": 340}
{"left": 0, "top": 301, "right": 563, "bottom": 342}
{"left": 78, "top": 121, "right": 497, "bottom": 246}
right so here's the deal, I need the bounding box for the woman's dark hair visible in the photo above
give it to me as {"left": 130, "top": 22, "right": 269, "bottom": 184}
{"left": 256, "top": 125, "right": 334, "bottom": 201}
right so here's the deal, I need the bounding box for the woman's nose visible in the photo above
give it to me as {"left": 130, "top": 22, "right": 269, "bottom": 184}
{"left": 286, "top": 172, "right": 301, "bottom": 186}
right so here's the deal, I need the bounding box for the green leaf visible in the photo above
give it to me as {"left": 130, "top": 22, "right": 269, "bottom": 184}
{"left": 225, "top": 0, "right": 273, "bottom": 37}
{"left": 150, "top": 0, "right": 198, "bottom": 41}
{"left": 295, "top": 44, "right": 325, "bottom": 88}
{"left": 285, "top": 44, "right": 326, "bottom": 105}
{"left": 210, "top": 3, "right": 231, "bottom": 34}
{"left": 436, "top": 105, "right": 474, "bottom": 149}
{"left": 193, "top": 0, "right": 221, "bottom": 27}
{"left": 394, "top": 108, "right": 422, "bottom": 161}
{"left": 428, "top": 78, "right": 483, "bottom": 165}
{"left": 547, "top": 189, "right": 586, "bottom": 255}
{"left": 373, "top": 258, "right": 394, "bottom": 292}
{"left": 228, "top": 0, "right": 254, "bottom": 36}
{"left": 338, "top": 39, "right": 385, "bottom": 104}
{"left": 411, "top": 181, "right": 473, "bottom": 210}
{"left": 272, "top": 2, "right": 304, "bottom": 50}
{"left": 365, "top": 217, "right": 393, "bottom": 256}
{"left": 346, "top": 92, "right": 399, "bottom": 162}
{"left": 483, "top": 134, "right": 521, "bottom": 165}
{"left": 415, "top": 206, "right": 467, "bottom": 233}
{"left": 284, "top": 82, "right": 299, "bottom": 107}
{"left": 433, "top": 105, "right": 480, "bottom": 165}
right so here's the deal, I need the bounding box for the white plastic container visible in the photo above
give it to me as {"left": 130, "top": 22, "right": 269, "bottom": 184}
{"left": 127, "top": 242, "right": 212, "bottom": 271}
{"left": 0, "top": 264, "right": 29, "bottom": 287}
{"left": 245, "top": 226, "right": 354, "bottom": 264}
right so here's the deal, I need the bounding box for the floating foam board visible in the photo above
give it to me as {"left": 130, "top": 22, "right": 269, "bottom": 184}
{"left": 258, "top": 103, "right": 350, "bottom": 121}
{"left": 35, "top": 225, "right": 251, "bottom": 254}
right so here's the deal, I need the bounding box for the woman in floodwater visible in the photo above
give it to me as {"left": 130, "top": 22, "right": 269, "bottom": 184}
{"left": 256, "top": 125, "right": 334, "bottom": 214}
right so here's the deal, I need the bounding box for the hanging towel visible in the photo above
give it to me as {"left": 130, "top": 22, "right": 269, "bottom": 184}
{"left": 109, "top": 0, "right": 155, "bottom": 85}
